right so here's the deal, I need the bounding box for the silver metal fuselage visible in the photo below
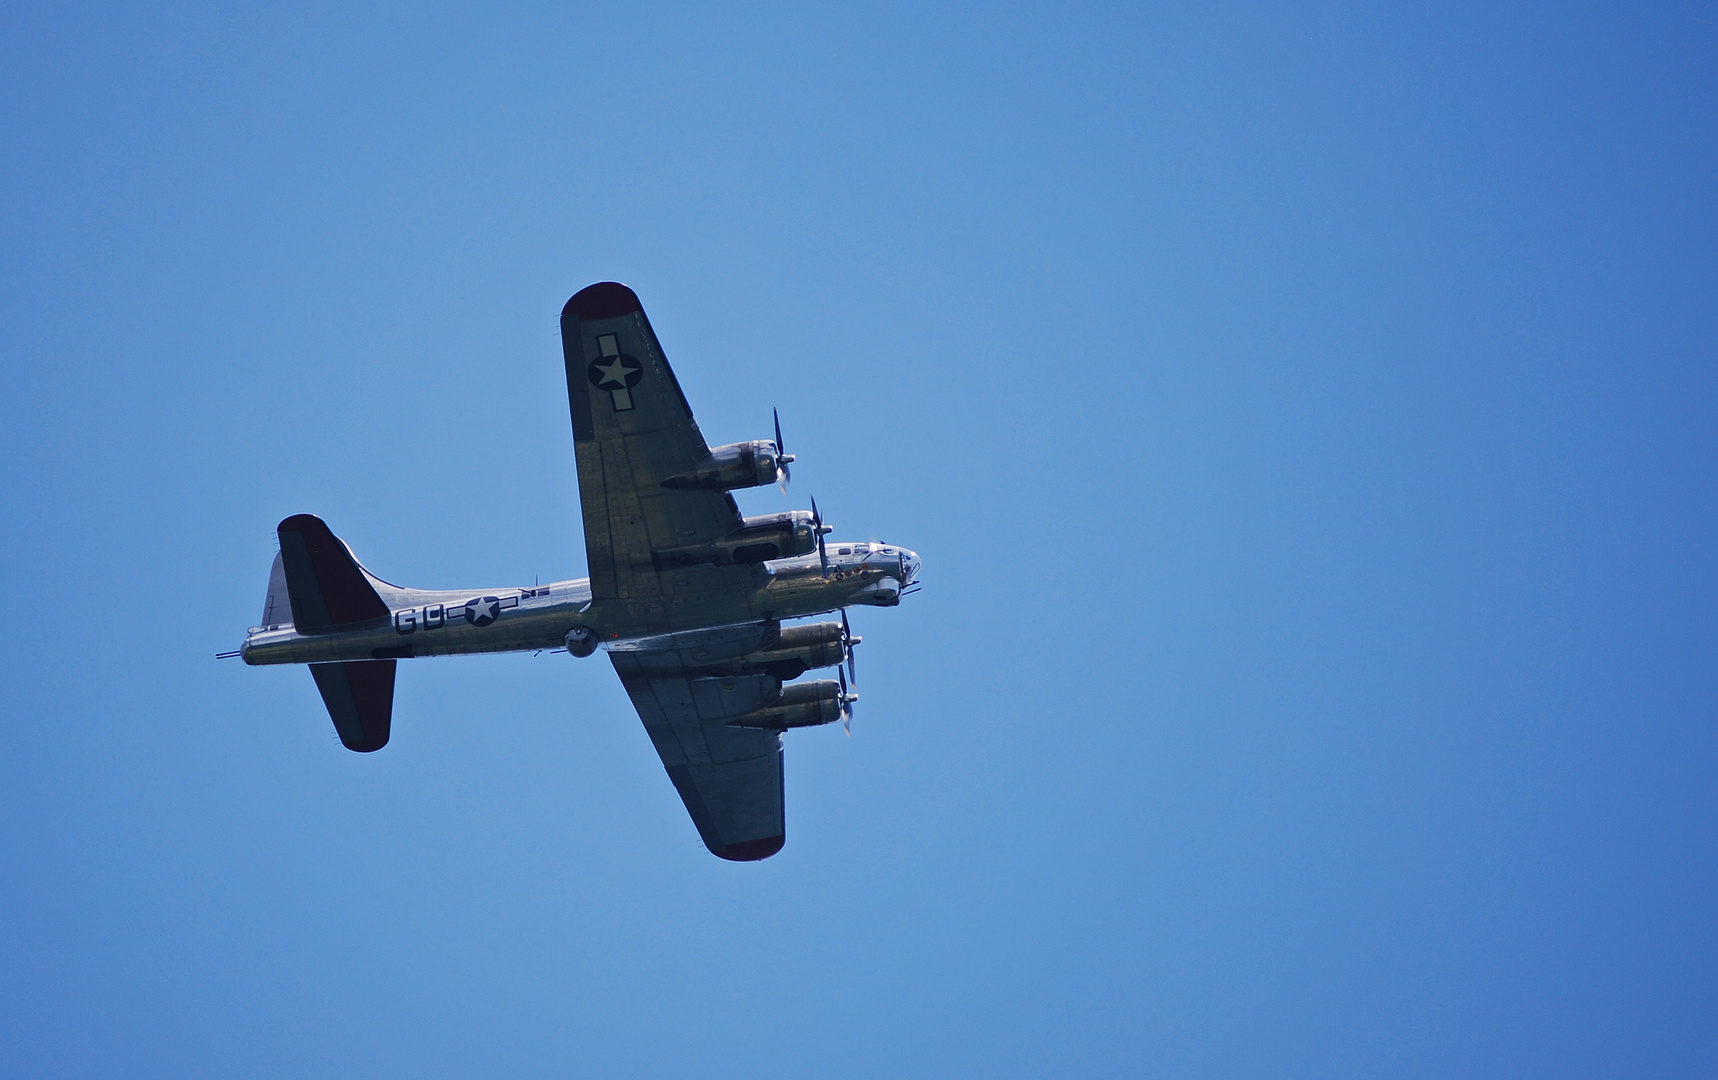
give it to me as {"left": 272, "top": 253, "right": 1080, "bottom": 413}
{"left": 241, "top": 543, "right": 919, "bottom": 666}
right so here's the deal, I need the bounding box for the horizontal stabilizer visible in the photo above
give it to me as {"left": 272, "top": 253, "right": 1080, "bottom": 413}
{"left": 310, "top": 659, "right": 395, "bottom": 752}
{"left": 277, "top": 514, "right": 389, "bottom": 632}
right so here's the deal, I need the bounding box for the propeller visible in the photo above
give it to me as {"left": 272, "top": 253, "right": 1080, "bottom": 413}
{"left": 837, "top": 664, "right": 859, "bottom": 735}
{"left": 840, "top": 609, "right": 862, "bottom": 684}
{"left": 772, "top": 408, "right": 795, "bottom": 492}
{"left": 810, "top": 495, "right": 830, "bottom": 576}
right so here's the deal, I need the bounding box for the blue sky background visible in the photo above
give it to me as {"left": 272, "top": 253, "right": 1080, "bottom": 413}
{"left": 2, "top": 3, "right": 1714, "bottom": 1076}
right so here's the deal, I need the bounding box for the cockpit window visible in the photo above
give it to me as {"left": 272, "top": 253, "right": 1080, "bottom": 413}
{"left": 838, "top": 547, "right": 851, "bottom": 555}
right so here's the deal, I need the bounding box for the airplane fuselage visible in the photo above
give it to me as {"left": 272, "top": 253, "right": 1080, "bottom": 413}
{"left": 241, "top": 542, "right": 917, "bottom": 667}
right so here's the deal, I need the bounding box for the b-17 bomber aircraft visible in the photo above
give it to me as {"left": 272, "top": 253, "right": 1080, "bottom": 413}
{"left": 228, "top": 282, "right": 920, "bottom": 860}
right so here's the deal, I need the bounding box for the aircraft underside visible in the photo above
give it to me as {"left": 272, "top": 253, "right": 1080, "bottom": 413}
{"left": 227, "top": 281, "right": 920, "bottom": 861}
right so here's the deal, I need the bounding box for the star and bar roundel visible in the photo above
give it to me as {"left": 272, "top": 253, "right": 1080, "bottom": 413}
{"left": 392, "top": 594, "right": 517, "bottom": 634}
{"left": 587, "top": 333, "right": 643, "bottom": 412}
{"left": 464, "top": 596, "right": 501, "bottom": 626}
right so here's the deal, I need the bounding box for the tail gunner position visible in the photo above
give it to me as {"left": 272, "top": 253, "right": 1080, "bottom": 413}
{"left": 227, "top": 282, "right": 920, "bottom": 861}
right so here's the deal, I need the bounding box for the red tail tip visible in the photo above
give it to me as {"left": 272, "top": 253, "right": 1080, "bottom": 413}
{"left": 713, "top": 835, "right": 785, "bottom": 861}
{"left": 564, "top": 282, "right": 642, "bottom": 321}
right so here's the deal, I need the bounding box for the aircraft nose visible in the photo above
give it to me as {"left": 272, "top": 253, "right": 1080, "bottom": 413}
{"left": 899, "top": 548, "right": 921, "bottom": 586}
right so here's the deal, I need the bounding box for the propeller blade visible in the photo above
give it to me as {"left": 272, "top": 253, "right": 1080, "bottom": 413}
{"left": 773, "top": 408, "right": 792, "bottom": 492}
{"left": 841, "top": 609, "right": 859, "bottom": 684}
{"left": 812, "top": 495, "right": 828, "bottom": 576}
{"left": 838, "top": 665, "right": 856, "bottom": 735}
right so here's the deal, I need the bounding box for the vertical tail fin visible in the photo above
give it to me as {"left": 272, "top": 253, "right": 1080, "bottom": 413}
{"left": 260, "top": 552, "right": 292, "bottom": 629}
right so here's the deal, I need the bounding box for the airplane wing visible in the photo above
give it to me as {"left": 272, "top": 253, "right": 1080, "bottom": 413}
{"left": 609, "top": 650, "right": 786, "bottom": 861}
{"left": 562, "top": 283, "right": 785, "bottom": 860}
{"left": 560, "top": 282, "right": 749, "bottom": 609}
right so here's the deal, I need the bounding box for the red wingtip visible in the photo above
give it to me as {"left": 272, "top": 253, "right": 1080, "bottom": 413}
{"left": 713, "top": 835, "right": 786, "bottom": 862}
{"left": 564, "top": 282, "right": 642, "bottom": 321}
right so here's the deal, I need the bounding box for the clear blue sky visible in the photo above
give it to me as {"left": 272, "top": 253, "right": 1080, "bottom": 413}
{"left": 2, "top": 3, "right": 1714, "bottom": 1076}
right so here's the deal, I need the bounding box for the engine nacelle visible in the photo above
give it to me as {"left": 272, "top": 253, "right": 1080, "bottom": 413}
{"left": 655, "top": 511, "right": 818, "bottom": 567}
{"left": 705, "top": 622, "right": 844, "bottom": 680}
{"left": 727, "top": 680, "right": 844, "bottom": 730}
{"left": 722, "top": 511, "right": 819, "bottom": 564}
{"left": 661, "top": 441, "right": 783, "bottom": 492}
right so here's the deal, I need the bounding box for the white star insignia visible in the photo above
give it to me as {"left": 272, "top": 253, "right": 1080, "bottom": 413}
{"left": 593, "top": 357, "right": 636, "bottom": 387}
